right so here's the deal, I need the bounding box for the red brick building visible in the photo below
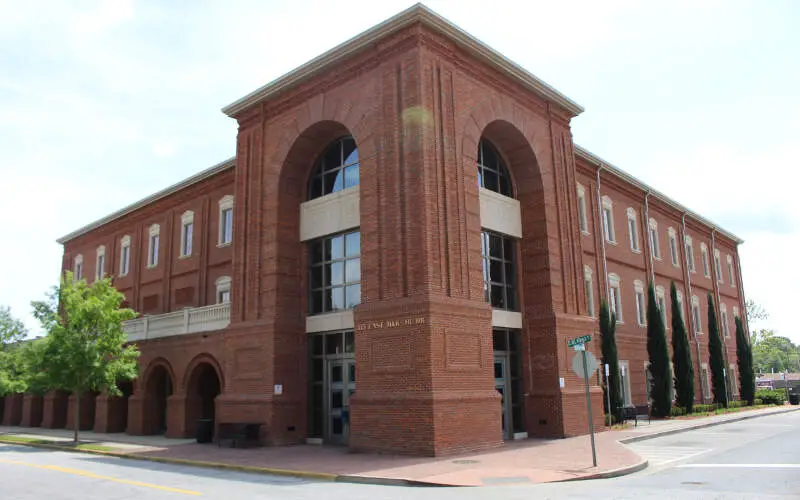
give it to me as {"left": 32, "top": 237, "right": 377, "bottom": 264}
{"left": 4, "top": 5, "right": 748, "bottom": 456}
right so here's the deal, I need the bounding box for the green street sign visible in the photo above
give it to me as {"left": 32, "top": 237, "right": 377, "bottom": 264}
{"left": 567, "top": 335, "right": 591, "bottom": 347}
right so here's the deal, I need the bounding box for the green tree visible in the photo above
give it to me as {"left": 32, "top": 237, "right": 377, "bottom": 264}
{"left": 647, "top": 281, "right": 672, "bottom": 417}
{"left": 750, "top": 330, "right": 800, "bottom": 373}
{"left": 735, "top": 316, "right": 755, "bottom": 404}
{"left": 32, "top": 272, "right": 139, "bottom": 443}
{"left": 600, "top": 301, "right": 622, "bottom": 420}
{"left": 670, "top": 282, "right": 694, "bottom": 413}
{"left": 707, "top": 293, "right": 728, "bottom": 407}
{"left": 0, "top": 306, "right": 28, "bottom": 396}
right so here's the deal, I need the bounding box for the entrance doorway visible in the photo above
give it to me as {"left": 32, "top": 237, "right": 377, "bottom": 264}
{"left": 493, "top": 328, "right": 525, "bottom": 440}
{"left": 308, "top": 330, "right": 355, "bottom": 444}
{"left": 147, "top": 365, "right": 173, "bottom": 435}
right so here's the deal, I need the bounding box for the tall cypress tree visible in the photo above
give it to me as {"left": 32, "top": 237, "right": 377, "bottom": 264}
{"left": 600, "top": 301, "right": 621, "bottom": 419}
{"left": 707, "top": 293, "right": 728, "bottom": 408}
{"left": 670, "top": 282, "right": 694, "bottom": 413}
{"left": 735, "top": 316, "right": 755, "bottom": 405}
{"left": 647, "top": 281, "right": 672, "bottom": 417}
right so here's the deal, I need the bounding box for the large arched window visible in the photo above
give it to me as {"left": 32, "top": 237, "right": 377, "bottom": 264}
{"left": 308, "top": 136, "right": 359, "bottom": 200}
{"left": 477, "top": 139, "right": 513, "bottom": 198}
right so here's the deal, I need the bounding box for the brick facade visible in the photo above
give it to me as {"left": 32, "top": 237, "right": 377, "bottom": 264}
{"left": 8, "top": 6, "right": 745, "bottom": 457}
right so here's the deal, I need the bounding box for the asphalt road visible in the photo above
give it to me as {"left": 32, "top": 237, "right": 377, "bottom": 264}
{"left": 1, "top": 410, "right": 798, "bottom": 499}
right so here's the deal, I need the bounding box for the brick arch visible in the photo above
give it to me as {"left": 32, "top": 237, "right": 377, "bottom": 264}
{"left": 140, "top": 357, "right": 176, "bottom": 393}
{"left": 181, "top": 353, "right": 225, "bottom": 392}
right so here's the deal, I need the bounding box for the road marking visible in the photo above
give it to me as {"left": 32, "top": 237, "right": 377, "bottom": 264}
{"left": 0, "top": 458, "right": 202, "bottom": 495}
{"left": 625, "top": 445, "right": 712, "bottom": 466}
{"left": 677, "top": 464, "right": 800, "bottom": 469}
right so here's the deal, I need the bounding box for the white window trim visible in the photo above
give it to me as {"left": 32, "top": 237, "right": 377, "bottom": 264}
{"left": 609, "top": 272, "right": 623, "bottom": 322}
{"left": 626, "top": 208, "right": 640, "bottom": 253}
{"left": 692, "top": 295, "right": 703, "bottom": 334}
{"left": 727, "top": 255, "right": 735, "bottom": 287}
{"left": 729, "top": 363, "right": 738, "bottom": 398}
{"left": 700, "top": 243, "right": 710, "bottom": 278}
{"left": 95, "top": 245, "right": 106, "bottom": 281}
{"left": 584, "top": 265, "right": 595, "bottom": 318}
{"left": 721, "top": 304, "right": 730, "bottom": 338}
{"left": 148, "top": 224, "right": 160, "bottom": 268}
{"left": 119, "top": 235, "right": 131, "bottom": 276}
{"left": 676, "top": 290, "right": 685, "bottom": 322}
{"left": 619, "top": 360, "right": 633, "bottom": 406}
{"left": 601, "top": 196, "right": 616, "bottom": 244}
{"left": 649, "top": 218, "right": 661, "bottom": 260}
{"left": 668, "top": 227, "right": 679, "bottom": 267}
{"left": 733, "top": 305, "right": 740, "bottom": 320}
{"left": 180, "top": 210, "right": 195, "bottom": 258}
{"left": 701, "top": 363, "right": 712, "bottom": 399}
{"left": 714, "top": 248, "right": 723, "bottom": 283}
{"left": 656, "top": 285, "right": 667, "bottom": 329}
{"left": 577, "top": 184, "right": 589, "bottom": 235}
{"left": 74, "top": 254, "right": 84, "bottom": 280}
{"left": 215, "top": 275, "right": 232, "bottom": 304}
{"left": 685, "top": 235, "right": 696, "bottom": 273}
{"left": 218, "top": 195, "right": 234, "bottom": 247}
{"left": 634, "top": 280, "right": 646, "bottom": 327}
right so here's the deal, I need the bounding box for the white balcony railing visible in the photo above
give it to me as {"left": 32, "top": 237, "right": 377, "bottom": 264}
{"left": 124, "top": 302, "right": 230, "bottom": 342}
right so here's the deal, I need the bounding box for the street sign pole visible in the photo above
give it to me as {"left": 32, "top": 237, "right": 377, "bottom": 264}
{"left": 582, "top": 349, "right": 598, "bottom": 467}
{"left": 604, "top": 363, "right": 611, "bottom": 425}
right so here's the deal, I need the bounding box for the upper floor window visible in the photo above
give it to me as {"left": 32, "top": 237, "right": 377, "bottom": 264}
{"left": 649, "top": 218, "right": 661, "bottom": 260}
{"left": 308, "top": 136, "right": 359, "bottom": 200}
{"left": 119, "top": 235, "right": 131, "bottom": 276}
{"left": 627, "top": 208, "right": 640, "bottom": 252}
{"left": 691, "top": 295, "right": 702, "bottom": 333}
{"left": 215, "top": 276, "right": 232, "bottom": 304}
{"left": 74, "top": 254, "right": 83, "bottom": 281}
{"left": 584, "top": 265, "right": 595, "bottom": 318}
{"left": 602, "top": 196, "right": 616, "bottom": 243}
{"left": 180, "top": 211, "right": 194, "bottom": 258}
{"left": 733, "top": 305, "right": 740, "bottom": 319}
{"left": 701, "top": 243, "right": 710, "bottom": 278}
{"left": 727, "top": 255, "right": 735, "bottom": 287}
{"left": 609, "top": 273, "right": 623, "bottom": 321}
{"left": 148, "top": 224, "right": 160, "bottom": 268}
{"left": 676, "top": 290, "right": 685, "bottom": 322}
{"left": 309, "top": 230, "right": 361, "bottom": 314}
{"left": 577, "top": 184, "right": 588, "bottom": 234}
{"left": 634, "top": 280, "right": 646, "bottom": 326}
{"left": 477, "top": 139, "right": 513, "bottom": 197}
{"left": 481, "top": 230, "right": 518, "bottom": 311}
{"left": 721, "top": 303, "right": 730, "bottom": 338}
{"left": 685, "top": 236, "right": 696, "bottom": 273}
{"left": 656, "top": 285, "right": 667, "bottom": 327}
{"left": 714, "top": 248, "right": 723, "bottom": 283}
{"left": 95, "top": 245, "right": 106, "bottom": 281}
{"left": 668, "top": 228, "right": 679, "bottom": 267}
{"left": 218, "top": 195, "right": 234, "bottom": 247}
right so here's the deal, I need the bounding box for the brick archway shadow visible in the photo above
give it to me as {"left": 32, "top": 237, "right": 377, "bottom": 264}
{"left": 182, "top": 353, "right": 224, "bottom": 439}
{"left": 140, "top": 358, "right": 175, "bottom": 435}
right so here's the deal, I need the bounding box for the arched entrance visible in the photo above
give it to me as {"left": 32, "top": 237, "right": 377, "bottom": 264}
{"left": 146, "top": 365, "right": 172, "bottom": 435}
{"left": 185, "top": 361, "right": 222, "bottom": 441}
{"left": 116, "top": 380, "right": 134, "bottom": 432}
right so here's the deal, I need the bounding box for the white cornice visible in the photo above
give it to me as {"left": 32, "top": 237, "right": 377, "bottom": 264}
{"left": 220, "top": 3, "right": 584, "bottom": 118}
{"left": 56, "top": 157, "right": 235, "bottom": 244}
{"left": 574, "top": 145, "right": 743, "bottom": 244}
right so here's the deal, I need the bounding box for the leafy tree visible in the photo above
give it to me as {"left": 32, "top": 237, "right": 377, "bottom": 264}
{"left": 670, "top": 282, "right": 694, "bottom": 413}
{"left": 745, "top": 299, "right": 768, "bottom": 324}
{"left": 707, "top": 293, "right": 728, "bottom": 408}
{"left": 0, "top": 306, "right": 28, "bottom": 396}
{"left": 18, "top": 338, "right": 51, "bottom": 395}
{"left": 646, "top": 282, "right": 672, "bottom": 417}
{"left": 750, "top": 330, "right": 800, "bottom": 373}
{"left": 735, "top": 316, "right": 755, "bottom": 404}
{"left": 599, "top": 301, "right": 621, "bottom": 419}
{"left": 32, "top": 272, "right": 139, "bottom": 443}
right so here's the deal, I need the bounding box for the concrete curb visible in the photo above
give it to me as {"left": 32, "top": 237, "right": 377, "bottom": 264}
{"left": 555, "top": 458, "right": 650, "bottom": 482}
{"left": 619, "top": 406, "right": 800, "bottom": 445}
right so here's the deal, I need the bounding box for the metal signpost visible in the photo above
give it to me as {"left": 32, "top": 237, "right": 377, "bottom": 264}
{"left": 569, "top": 334, "right": 598, "bottom": 467}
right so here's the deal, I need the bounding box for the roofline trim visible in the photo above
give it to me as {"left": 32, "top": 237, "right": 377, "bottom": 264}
{"left": 56, "top": 157, "right": 236, "bottom": 244}
{"left": 574, "top": 145, "right": 744, "bottom": 244}
{"left": 221, "top": 3, "right": 584, "bottom": 118}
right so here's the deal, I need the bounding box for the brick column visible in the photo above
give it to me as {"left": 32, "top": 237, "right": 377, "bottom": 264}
{"left": 1, "top": 393, "right": 23, "bottom": 426}
{"left": 165, "top": 393, "right": 188, "bottom": 438}
{"left": 67, "top": 393, "right": 98, "bottom": 431}
{"left": 41, "top": 390, "right": 68, "bottom": 428}
{"left": 20, "top": 394, "right": 43, "bottom": 427}
{"left": 94, "top": 395, "right": 129, "bottom": 433}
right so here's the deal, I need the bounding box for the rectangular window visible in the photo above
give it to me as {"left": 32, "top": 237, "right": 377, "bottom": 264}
{"left": 715, "top": 254, "right": 723, "bottom": 283}
{"left": 686, "top": 243, "right": 696, "bottom": 272}
{"left": 220, "top": 208, "right": 233, "bottom": 245}
{"left": 658, "top": 295, "right": 667, "bottom": 327}
{"left": 181, "top": 222, "right": 193, "bottom": 257}
{"left": 702, "top": 249, "right": 710, "bottom": 277}
{"left": 619, "top": 361, "right": 632, "bottom": 406}
{"left": 603, "top": 207, "right": 615, "bottom": 242}
{"left": 308, "top": 230, "right": 361, "bottom": 314}
{"left": 649, "top": 226, "right": 661, "bottom": 259}
{"left": 610, "top": 284, "right": 622, "bottom": 321}
{"left": 628, "top": 218, "right": 639, "bottom": 252}
{"left": 578, "top": 191, "right": 588, "bottom": 233}
{"left": 701, "top": 365, "right": 711, "bottom": 399}
{"left": 96, "top": 254, "right": 105, "bottom": 280}
{"left": 75, "top": 260, "right": 83, "bottom": 280}
{"left": 722, "top": 310, "right": 730, "bottom": 337}
{"left": 692, "top": 302, "right": 702, "bottom": 333}
{"left": 635, "top": 290, "right": 646, "bottom": 326}
{"left": 120, "top": 244, "right": 130, "bottom": 276}
{"left": 728, "top": 260, "right": 735, "bottom": 286}
{"left": 585, "top": 276, "right": 595, "bottom": 318}
{"left": 677, "top": 295, "right": 684, "bottom": 322}
{"left": 481, "top": 231, "right": 518, "bottom": 311}
{"left": 149, "top": 234, "right": 160, "bottom": 267}
{"left": 218, "top": 290, "right": 231, "bottom": 303}
{"left": 669, "top": 234, "right": 679, "bottom": 266}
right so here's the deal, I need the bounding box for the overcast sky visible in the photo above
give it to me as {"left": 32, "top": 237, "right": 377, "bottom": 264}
{"left": 0, "top": 0, "right": 796, "bottom": 342}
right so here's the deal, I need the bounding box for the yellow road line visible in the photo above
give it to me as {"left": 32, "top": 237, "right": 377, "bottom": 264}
{"left": 0, "top": 458, "right": 202, "bottom": 496}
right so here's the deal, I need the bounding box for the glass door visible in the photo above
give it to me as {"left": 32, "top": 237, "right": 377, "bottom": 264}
{"left": 328, "top": 359, "right": 356, "bottom": 444}
{"left": 494, "top": 354, "right": 510, "bottom": 439}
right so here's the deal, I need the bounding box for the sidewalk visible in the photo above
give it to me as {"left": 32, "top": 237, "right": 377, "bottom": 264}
{"left": 1, "top": 405, "right": 796, "bottom": 487}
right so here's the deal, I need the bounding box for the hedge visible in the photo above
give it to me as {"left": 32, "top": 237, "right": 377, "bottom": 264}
{"left": 755, "top": 389, "right": 786, "bottom": 405}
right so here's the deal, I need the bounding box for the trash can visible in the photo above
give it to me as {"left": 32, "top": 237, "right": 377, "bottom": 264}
{"left": 196, "top": 418, "right": 214, "bottom": 443}
{"left": 789, "top": 393, "right": 800, "bottom": 406}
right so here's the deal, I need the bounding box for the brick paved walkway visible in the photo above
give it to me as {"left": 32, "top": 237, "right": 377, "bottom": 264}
{"left": 2, "top": 405, "right": 795, "bottom": 486}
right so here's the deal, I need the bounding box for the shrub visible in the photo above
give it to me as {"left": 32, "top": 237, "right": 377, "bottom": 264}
{"left": 755, "top": 389, "right": 786, "bottom": 405}
{"left": 728, "top": 400, "right": 746, "bottom": 408}
{"left": 753, "top": 398, "right": 763, "bottom": 406}
{"left": 692, "top": 403, "right": 721, "bottom": 413}
{"left": 605, "top": 413, "right": 618, "bottom": 426}
{"left": 670, "top": 406, "right": 687, "bottom": 417}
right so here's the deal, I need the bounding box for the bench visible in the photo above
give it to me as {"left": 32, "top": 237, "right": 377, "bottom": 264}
{"left": 619, "top": 404, "right": 650, "bottom": 427}
{"left": 216, "top": 423, "right": 262, "bottom": 448}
